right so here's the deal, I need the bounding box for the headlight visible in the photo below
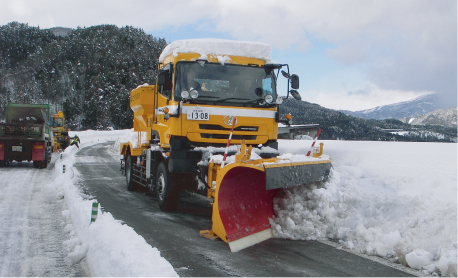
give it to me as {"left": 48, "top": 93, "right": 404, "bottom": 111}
{"left": 181, "top": 90, "right": 189, "bottom": 99}
{"left": 276, "top": 96, "right": 283, "bottom": 104}
{"left": 265, "top": 94, "right": 273, "bottom": 104}
{"left": 190, "top": 89, "right": 198, "bottom": 99}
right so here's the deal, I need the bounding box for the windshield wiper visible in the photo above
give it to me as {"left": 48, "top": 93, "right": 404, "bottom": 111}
{"left": 184, "top": 95, "right": 219, "bottom": 103}
{"left": 244, "top": 99, "right": 265, "bottom": 105}
{"left": 196, "top": 95, "right": 219, "bottom": 99}
{"left": 216, "top": 97, "right": 251, "bottom": 103}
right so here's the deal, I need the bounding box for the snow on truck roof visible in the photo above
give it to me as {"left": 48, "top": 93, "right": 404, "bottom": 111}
{"left": 158, "top": 39, "right": 272, "bottom": 63}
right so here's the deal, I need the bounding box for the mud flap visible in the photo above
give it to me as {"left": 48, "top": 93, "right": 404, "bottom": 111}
{"left": 265, "top": 161, "right": 332, "bottom": 190}
{"left": 214, "top": 166, "right": 279, "bottom": 252}
{"left": 31, "top": 142, "right": 45, "bottom": 162}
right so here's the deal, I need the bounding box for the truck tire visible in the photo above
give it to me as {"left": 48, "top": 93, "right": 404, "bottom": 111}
{"left": 156, "top": 162, "right": 180, "bottom": 211}
{"left": 0, "top": 160, "right": 6, "bottom": 167}
{"left": 125, "top": 153, "right": 141, "bottom": 191}
{"left": 41, "top": 147, "right": 51, "bottom": 168}
{"left": 48, "top": 147, "right": 52, "bottom": 163}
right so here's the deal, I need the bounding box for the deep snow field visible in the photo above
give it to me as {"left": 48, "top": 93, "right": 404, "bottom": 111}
{"left": 1, "top": 129, "right": 456, "bottom": 276}
{"left": 272, "top": 139, "right": 457, "bottom": 277}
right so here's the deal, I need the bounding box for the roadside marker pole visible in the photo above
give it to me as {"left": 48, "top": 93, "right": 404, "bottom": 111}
{"left": 221, "top": 116, "right": 236, "bottom": 168}
{"left": 63, "top": 165, "right": 66, "bottom": 173}
{"left": 91, "top": 202, "right": 99, "bottom": 223}
{"left": 306, "top": 129, "right": 322, "bottom": 156}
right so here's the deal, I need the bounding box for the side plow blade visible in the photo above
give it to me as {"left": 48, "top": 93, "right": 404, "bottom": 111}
{"left": 265, "top": 161, "right": 332, "bottom": 190}
{"left": 212, "top": 165, "right": 279, "bottom": 252}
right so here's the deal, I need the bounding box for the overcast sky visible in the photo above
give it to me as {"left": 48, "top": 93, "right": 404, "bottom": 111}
{"left": 1, "top": 0, "right": 456, "bottom": 111}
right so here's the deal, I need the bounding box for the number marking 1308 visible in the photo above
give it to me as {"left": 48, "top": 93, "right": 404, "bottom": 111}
{"left": 187, "top": 109, "right": 209, "bottom": 121}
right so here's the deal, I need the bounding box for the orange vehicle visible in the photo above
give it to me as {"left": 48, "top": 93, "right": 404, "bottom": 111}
{"left": 51, "top": 111, "right": 70, "bottom": 151}
{"left": 120, "top": 39, "right": 331, "bottom": 251}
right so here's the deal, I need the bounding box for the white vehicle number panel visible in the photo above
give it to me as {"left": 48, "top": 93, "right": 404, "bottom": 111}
{"left": 187, "top": 109, "right": 209, "bottom": 121}
{"left": 12, "top": 146, "right": 22, "bottom": 152}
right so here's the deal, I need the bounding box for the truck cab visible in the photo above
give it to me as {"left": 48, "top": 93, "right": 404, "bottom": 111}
{"left": 124, "top": 40, "right": 299, "bottom": 163}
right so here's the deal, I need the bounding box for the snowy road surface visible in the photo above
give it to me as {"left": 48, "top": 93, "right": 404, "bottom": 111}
{"left": 0, "top": 159, "right": 85, "bottom": 276}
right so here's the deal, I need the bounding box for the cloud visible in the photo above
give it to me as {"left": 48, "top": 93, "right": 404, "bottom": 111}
{"left": 0, "top": 0, "right": 455, "bottom": 109}
{"left": 306, "top": 86, "right": 432, "bottom": 111}
{"left": 7, "top": 0, "right": 30, "bottom": 17}
{"left": 209, "top": 0, "right": 456, "bottom": 107}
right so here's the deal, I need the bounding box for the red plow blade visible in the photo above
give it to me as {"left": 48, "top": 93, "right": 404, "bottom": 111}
{"left": 213, "top": 165, "right": 279, "bottom": 252}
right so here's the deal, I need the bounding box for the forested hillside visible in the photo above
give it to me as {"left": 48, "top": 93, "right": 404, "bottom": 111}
{"left": 0, "top": 22, "right": 167, "bottom": 130}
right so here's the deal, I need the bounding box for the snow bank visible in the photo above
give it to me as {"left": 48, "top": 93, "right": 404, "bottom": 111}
{"left": 158, "top": 39, "right": 271, "bottom": 62}
{"left": 271, "top": 140, "right": 457, "bottom": 277}
{"left": 53, "top": 130, "right": 177, "bottom": 277}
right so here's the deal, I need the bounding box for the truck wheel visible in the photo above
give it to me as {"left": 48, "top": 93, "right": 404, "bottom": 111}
{"left": 156, "top": 162, "right": 179, "bottom": 211}
{"left": 47, "top": 147, "right": 52, "bottom": 163}
{"left": 41, "top": 148, "right": 49, "bottom": 169}
{"left": 42, "top": 147, "right": 51, "bottom": 168}
{"left": 0, "top": 160, "right": 6, "bottom": 167}
{"left": 126, "top": 153, "right": 141, "bottom": 191}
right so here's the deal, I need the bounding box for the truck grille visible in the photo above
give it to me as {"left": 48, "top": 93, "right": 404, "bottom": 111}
{"left": 201, "top": 134, "right": 257, "bottom": 140}
{"left": 199, "top": 124, "right": 258, "bottom": 132}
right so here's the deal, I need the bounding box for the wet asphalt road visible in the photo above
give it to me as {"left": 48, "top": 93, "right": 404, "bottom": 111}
{"left": 73, "top": 142, "right": 415, "bottom": 277}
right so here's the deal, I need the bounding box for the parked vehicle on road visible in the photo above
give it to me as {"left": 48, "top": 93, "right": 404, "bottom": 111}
{"left": 0, "top": 103, "right": 53, "bottom": 168}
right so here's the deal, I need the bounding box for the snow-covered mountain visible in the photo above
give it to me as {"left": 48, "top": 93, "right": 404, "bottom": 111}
{"left": 400, "top": 107, "right": 457, "bottom": 128}
{"left": 339, "top": 94, "right": 444, "bottom": 120}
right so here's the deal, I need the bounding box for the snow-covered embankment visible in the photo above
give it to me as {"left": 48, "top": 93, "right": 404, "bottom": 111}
{"left": 54, "top": 130, "right": 178, "bottom": 276}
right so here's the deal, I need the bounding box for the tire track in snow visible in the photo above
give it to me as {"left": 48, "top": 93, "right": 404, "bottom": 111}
{"left": 0, "top": 159, "right": 85, "bottom": 276}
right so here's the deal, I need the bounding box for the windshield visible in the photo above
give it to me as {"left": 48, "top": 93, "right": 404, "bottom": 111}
{"left": 174, "top": 62, "right": 276, "bottom": 106}
{"left": 52, "top": 118, "right": 63, "bottom": 127}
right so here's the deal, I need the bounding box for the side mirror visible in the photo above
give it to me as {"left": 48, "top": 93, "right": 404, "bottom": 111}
{"left": 290, "top": 90, "right": 302, "bottom": 100}
{"left": 291, "top": 74, "right": 299, "bottom": 89}
{"left": 157, "top": 70, "right": 166, "bottom": 85}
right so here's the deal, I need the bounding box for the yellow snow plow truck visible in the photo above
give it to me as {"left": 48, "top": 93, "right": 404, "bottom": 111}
{"left": 51, "top": 111, "right": 70, "bottom": 152}
{"left": 120, "top": 39, "right": 331, "bottom": 252}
